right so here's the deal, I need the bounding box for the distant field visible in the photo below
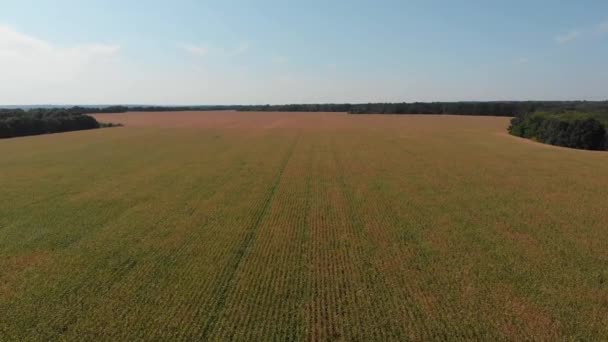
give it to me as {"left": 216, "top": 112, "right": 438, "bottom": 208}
{"left": 1, "top": 111, "right": 607, "bottom": 340}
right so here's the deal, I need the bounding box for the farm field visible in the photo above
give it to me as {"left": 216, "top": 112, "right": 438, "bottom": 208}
{"left": 1, "top": 111, "right": 607, "bottom": 340}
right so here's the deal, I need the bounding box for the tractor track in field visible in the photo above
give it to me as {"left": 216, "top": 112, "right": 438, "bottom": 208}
{"left": 197, "top": 132, "right": 301, "bottom": 340}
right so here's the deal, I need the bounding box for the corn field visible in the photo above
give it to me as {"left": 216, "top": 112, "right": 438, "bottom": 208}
{"left": 1, "top": 112, "right": 607, "bottom": 340}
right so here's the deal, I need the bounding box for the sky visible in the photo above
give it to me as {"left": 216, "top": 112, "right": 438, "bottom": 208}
{"left": 1, "top": 0, "right": 607, "bottom": 105}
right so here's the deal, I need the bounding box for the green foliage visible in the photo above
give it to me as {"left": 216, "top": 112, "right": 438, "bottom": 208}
{"left": 7, "top": 101, "right": 608, "bottom": 118}
{"left": 237, "top": 101, "right": 608, "bottom": 116}
{"left": 98, "top": 122, "right": 123, "bottom": 128}
{"left": 509, "top": 111, "right": 607, "bottom": 150}
{"left": 51, "top": 100, "right": 608, "bottom": 117}
{"left": 0, "top": 108, "right": 101, "bottom": 139}
{"left": 237, "top": 102, "right": 528, "bottom": 116}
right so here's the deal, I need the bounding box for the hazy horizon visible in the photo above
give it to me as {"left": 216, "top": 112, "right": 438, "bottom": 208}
{"left": 3, "top": 99, "right": 608, "bottom": 109}
{"left": 2, "top": 0, "right": 607, "bottom": 105}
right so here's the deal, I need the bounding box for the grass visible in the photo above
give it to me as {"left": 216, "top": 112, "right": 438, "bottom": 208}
{"left": 1, "top": 112, "right": 607, "bottom": 340}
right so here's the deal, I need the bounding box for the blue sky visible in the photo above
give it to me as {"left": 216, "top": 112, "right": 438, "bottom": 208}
{"left": 1, "top": 0, "right": 607, "bottom": 105}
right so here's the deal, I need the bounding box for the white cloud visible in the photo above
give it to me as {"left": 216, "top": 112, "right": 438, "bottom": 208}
{"left": 0, "top": 25, "right": 119, "bottom": 83}
{"left": 2, "top": 23, "right": 606, "bottom": 106}
{"left": 555, "top": 19, "right": 608, "bottom": 44}
{"left": 0, "top": 25, "right": 121, "bottom": 104}
{"left": 555, "top": 30, "right": 582, "bottom": 44}
{"left": 228, "top": 42, "right": 250, "bottom": 56}
{"left": 0, "top": 27, "right": 49, "bottom": 54}
{"left": 272, "top": 55, "right": 288, "bottom": 64}
{"left": 178, "top": 43, "right": 208, "bottom": 56}
{"left": 178, "top": 42, "right": 250, "bottom": 57}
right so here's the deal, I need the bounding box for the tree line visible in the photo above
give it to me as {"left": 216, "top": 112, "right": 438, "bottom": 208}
{"left": 81, "top": 105, "right": 238, "bottom": 113}
{"left": 3, "top": 102, "right": 608, "bottom": 147}
{"left": 237, "top": 101, "right": 608, "bottom": 116}
{"left": 239, "top": 102, "right": 523, "bottom": 115}
{"left": 72, "top": 101, "right": 608, "bottom": 117}
{"left": 0, "top": 108, "right": 102, "bottom": 139}
{"left": 509, "top": 111, "right": 607, "bottom": 150}
{"left": 41, "top": 101, "right": 608, "bottom": 117}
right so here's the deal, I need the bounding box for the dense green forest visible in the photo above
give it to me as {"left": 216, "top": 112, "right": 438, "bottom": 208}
{"left": 509, "top": 111, "right": 608, "bottom": 150}
{"left": 0, "top": 108, "right": 102, "bottom": 139}
{"left": 29, "top": 101, "right": 605, "bottom": 117}
{"left": 239, "top": 102, "right": 523, "bottom": 115}
{"left": 0, "top": 105, "right": 231, "bottom": 139}
{"left": 237, "top": 101, "right": 608, "bottom": 116}
{"left": 23, "top": 101, "right": 604, "bottom": 117}
{"left": 80, "top": 105, "right": 238, "bottom": 113}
